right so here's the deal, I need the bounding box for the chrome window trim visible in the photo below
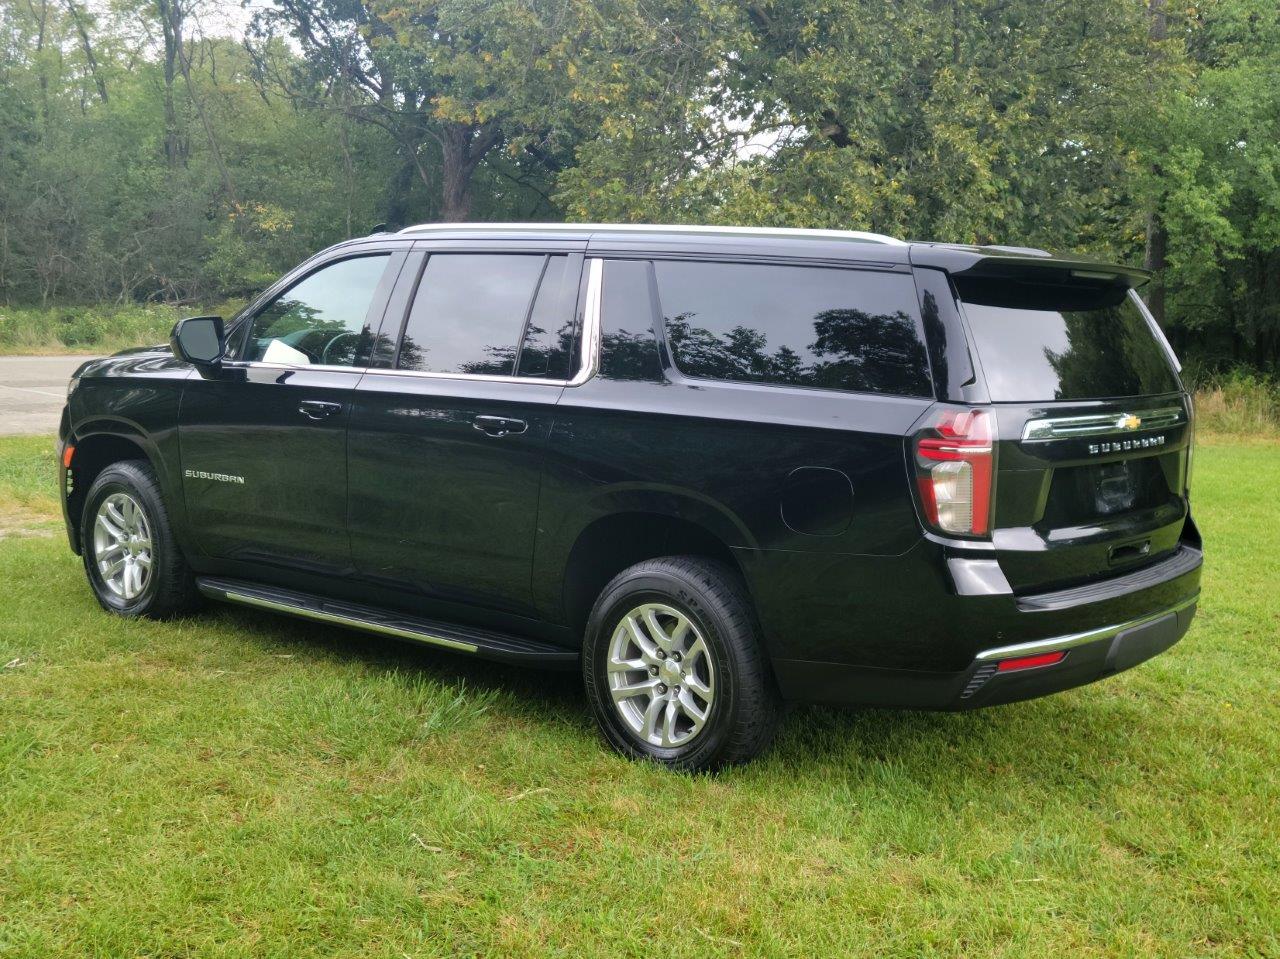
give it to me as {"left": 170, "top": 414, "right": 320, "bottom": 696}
{"left": 975, "top": 594, "right": 1198, "bottom": 662}
{"left": 221, "top": 258, "right": 604, "bottom": 388}
{"left": 221, "top": 360, "right": 368, "bottom": 374}
{"left": 1021, "top": 405, "right": 1186, "bottom": 441}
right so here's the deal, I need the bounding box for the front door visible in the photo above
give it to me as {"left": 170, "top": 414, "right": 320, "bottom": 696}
{"left": 179, "top": 250, "right": 401, "bottom": 573}
{"left": 348, "top": 250, "right": 583, "bottom": 616}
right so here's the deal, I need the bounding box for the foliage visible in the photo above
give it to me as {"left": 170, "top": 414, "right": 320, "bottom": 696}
{"left": 0, "top": 302, "right": 242, "bottom": 355}
{"left": 0, "top": 0, "right": 1279, "bottom": 370}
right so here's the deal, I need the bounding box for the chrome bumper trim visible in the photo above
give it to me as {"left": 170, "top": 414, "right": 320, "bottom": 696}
{"left": 216, "top": 588, "right": 480, "bottom": 653}
{"left": 975, "top": 593, "right": 1199, "bottom": 662}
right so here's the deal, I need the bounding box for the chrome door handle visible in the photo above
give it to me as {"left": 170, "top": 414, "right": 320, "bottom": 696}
{"left": 298, "top": 400, "right": 342, "bottom": 420}
{"left": 473, "top": 415, "right": 527, "bottom": 437}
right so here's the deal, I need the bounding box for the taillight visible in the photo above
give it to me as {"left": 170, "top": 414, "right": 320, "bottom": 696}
{"left": 913, "top": 407, "right": 996, "bottom": 537}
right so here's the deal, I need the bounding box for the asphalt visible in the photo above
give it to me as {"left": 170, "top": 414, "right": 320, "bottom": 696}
{"left": 0, "top": 355, "right": 98, "bottom": 435}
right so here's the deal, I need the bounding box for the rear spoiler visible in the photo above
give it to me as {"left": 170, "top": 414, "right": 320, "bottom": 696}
{"left": 909, "top": 244, "right": 1151, "bottom": 289}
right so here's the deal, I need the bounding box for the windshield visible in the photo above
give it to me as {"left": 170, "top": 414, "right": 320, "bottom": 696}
{"left": 957, "top": 279, "right": 1181, "bottom": 401}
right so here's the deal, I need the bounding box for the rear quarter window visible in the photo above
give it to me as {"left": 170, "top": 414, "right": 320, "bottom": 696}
{"left": 653, "top": 261, "right": 932, "bottom": 397}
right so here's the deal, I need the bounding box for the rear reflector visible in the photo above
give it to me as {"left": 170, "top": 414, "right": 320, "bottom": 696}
{"left": 62, "top": 445, "right": 75, "bottom": 468}
{"left": 996, "top": 651, "right": 1066, "bottom": 673}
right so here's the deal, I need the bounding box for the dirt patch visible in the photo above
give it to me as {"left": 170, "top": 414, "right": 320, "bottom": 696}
{"left": 0, "top": 501, "right": 60, "bottom": 538}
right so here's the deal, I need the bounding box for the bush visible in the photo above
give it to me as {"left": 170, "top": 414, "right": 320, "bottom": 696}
{"left": 0, "top": 302, "right": 244, "bottom": 355}
{"left": 1189, "top": 368, "right": 1280, "bottom": 439}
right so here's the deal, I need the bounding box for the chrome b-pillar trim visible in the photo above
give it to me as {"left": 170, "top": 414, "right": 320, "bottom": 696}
{"left": 567, "top": 257, "right": 603, "bottom": 387}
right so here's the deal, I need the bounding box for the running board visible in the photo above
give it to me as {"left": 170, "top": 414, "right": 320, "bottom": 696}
{"left": 196, "top": 577, "right": 577, "bottom": 667}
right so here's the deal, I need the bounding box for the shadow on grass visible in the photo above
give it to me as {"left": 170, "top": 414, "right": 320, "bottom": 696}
{"left": 203, "top": 600, "right": 1155, "bottom": 793}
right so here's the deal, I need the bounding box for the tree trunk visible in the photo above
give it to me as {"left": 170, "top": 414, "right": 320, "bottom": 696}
{"left": 1143, "top": 0, "right": 1169, "bottom": 326}
{"left": 156, "top": 0, "right": 185, "bottom": 167}
{"left": 437, "top": 121, "right": 502, "bottom": 222}
{"left": 440, "top": 126, "right": 473, "bottom": 222}
{"left": 64, "top": 0, "right": 108, "bottom": 103}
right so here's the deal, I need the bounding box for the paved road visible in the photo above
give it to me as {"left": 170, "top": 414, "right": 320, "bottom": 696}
{"left": 0, "top": 355, "right": 98, "bottom": 435}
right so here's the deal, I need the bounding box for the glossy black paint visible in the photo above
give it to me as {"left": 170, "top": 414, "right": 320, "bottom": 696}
{"left": 59, "top": 225, "right": 1202, "bottom": 711}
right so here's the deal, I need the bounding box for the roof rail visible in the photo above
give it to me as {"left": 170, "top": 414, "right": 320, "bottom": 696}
{"left": 396, "top": 222, "right": 905, "bottom": 245}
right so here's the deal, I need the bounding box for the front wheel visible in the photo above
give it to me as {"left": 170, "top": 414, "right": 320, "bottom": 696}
{"left": 582, "top": 556, "right": 781, "bottom": 771}
{"left": 81, "top": 460, "right": 198, "bottom": 618}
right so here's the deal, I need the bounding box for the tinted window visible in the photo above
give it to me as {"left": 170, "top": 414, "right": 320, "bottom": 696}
{"left": 654, "top": 261, "right": 931, "bottom": 396}
{"left": 244, "top": 254, "right": 390, "bottom": 366}
{"left": 399, "top": 254, "right": 546, "bottom": 376}
{"left": 600, "top": 259, "right": 663, "bottom": 381}
{"left": 957, "top": 280, "right": 1181, "bottom": 401}
{"left": 516, "top": 255, "right": 577, "bottom": 379}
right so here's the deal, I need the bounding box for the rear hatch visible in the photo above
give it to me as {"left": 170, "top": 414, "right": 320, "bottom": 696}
{"left": 954, "top": 269, "right": 1191, "bottom": 595}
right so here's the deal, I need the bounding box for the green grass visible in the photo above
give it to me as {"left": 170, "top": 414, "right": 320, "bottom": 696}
{"left": 0, "top": 303, "right": 244, "bottom": 356}
{"left": 0, "top": 437, "right": 1277, "bottom": 958}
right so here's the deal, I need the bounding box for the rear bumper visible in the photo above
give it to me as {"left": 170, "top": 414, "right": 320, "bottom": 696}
{"left": 771, "top": 543, "right": 1202, "bottom": 709}
{"left": 773, "top": 595, "right": 1196, "bottom": 709}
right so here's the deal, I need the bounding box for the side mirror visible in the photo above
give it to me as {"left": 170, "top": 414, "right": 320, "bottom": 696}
{"left": 171, "top": 316, "right": 225, "bottom": 370}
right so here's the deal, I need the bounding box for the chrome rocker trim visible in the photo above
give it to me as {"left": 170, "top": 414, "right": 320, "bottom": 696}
{"left": 975, "top": 593, "right": 1199, "bottom": 662}
{"left": 218, "top": 589, "right": 480, "bottom": 653}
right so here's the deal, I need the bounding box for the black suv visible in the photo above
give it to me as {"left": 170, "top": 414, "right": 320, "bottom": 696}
{"left": 58, "top": 224, "right": 1202, "bottom": 770}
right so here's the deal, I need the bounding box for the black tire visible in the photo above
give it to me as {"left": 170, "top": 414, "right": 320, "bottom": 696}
{"left": 80, "top": 460, "right": 198, "bottom": 618}
{"left": 582, "top": 556, "right": 781, "bottom": 771}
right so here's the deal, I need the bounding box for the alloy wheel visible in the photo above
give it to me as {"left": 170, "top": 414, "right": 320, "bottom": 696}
{"left": 606, "top": 602, "right": 716, "bottom": 748}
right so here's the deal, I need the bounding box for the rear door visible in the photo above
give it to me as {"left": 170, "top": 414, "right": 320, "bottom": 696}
{"left": 347, "top": 246, "right": 584, "bottom": 616}
{"left": 954, "top": 274, "right": 1192, "bottom": 593}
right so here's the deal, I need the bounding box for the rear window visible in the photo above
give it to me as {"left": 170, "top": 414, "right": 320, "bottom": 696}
{"left": 957, "top": 279, "right": 1180, "bottom": 401}
{"left": 398, "top": 254, "right": 574, "bottom": 378}
{"left": 653, "top": 261, "right": 932, "bottom": 397}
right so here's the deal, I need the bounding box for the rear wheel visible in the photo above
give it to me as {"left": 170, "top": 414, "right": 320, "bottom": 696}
{"left": 582, "top": 556, "right": 781, "bottom": 771}
{"left": 81, "top": 460, "right": 198, "bottom": 618}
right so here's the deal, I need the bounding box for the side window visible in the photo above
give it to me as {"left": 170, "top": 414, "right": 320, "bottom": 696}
{"left": 599, "top": 259, "right": 663, "bottom": 381}
{"left": 398, "top": 253, "right": 575, "bottom": 378}
{"left": 515, "top": 256, "right": 577, "bottom": 379}
{"left": 653, "top": 261, "right": 933, "bottom": 397}
{"left": 242, "top": 254, "right": 391, "bottom": 366}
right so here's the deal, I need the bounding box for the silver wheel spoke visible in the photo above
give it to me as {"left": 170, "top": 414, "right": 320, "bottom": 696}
{"left": 623, "top": 615, "right": 661, "bottom": 661}
{"left": 661, "top": 699, "right": 680, "bottom": 747}
{"left": 683, "top": 672, "right": 713, "bottom": 699}
{"left": 644, "top": 608, "right": 673, "bottom": 651}
{"left": 96, "top": 513, "right": 124, "bottom": 542}
{"left": 611, "top": 676, "right": 659, "bottom": 704}
{"left": 641, "top": 695, "right": 664, "bottom": 741}
{"left": 608, "top": 655, "right": 649, "bottom": 674}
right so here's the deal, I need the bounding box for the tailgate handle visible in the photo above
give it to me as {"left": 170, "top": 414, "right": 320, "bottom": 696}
{"left": 1109, "top": 541, "right": 1151, "bottom": 565}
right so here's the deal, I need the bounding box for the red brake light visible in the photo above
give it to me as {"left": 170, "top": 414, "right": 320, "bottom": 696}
{"left": 914, "top": 408, "right": 995, "bottom": 537}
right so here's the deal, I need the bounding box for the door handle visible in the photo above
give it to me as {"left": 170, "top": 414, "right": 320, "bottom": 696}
{"left": 473, "top": 415, "right": 528, "bottom": 437}
{"left": 298, "top": 400, "right": 342, "bottom": 420}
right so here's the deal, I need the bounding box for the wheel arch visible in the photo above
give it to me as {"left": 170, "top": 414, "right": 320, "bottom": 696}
{"left": 555, "top": 504, "right": 753, "bottom": 638}
{"left": 66, "top": 423, "right": 170, "bottom": 554}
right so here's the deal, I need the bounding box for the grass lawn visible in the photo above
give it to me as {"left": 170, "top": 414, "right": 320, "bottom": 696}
{"left": 0, "top": 434, "right": 1276, "bottom": 958}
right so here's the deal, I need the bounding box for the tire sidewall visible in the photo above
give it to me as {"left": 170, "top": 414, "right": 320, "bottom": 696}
{"left": 585, "top": 572, "right": 743, "bottom": 770}
{"left": 81, "top": 467, "right": 164, "bottom": 616}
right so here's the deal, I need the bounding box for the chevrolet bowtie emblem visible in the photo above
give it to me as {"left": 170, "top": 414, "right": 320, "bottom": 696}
{"left": 1117, "top": 414, "right": 1142, "bottom": 431}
